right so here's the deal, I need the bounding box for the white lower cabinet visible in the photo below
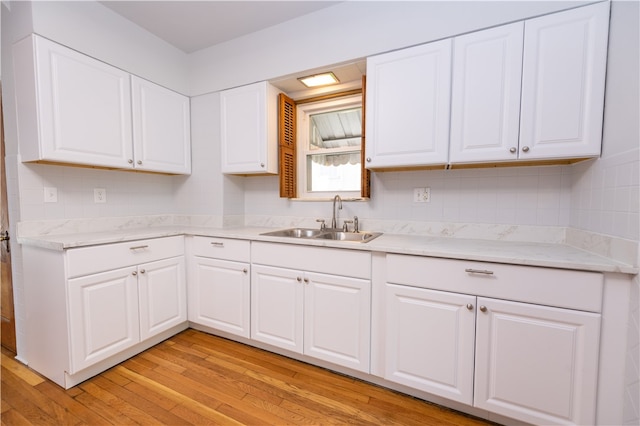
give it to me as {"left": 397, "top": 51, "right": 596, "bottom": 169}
{"left": 68, "top": 266, "right": 140, "bottom": 373}
{"left": 474, "top": 297, "right": 601, "bottom": 425}
{"left": 251, "top": 242, "right": 371, "bottom": 373}
{"left": 188, "top": 237, "right": 251, "bottom": 338}
{"left": 22, "top": 236, "right": 187, "bottom": 388}
{"left": 384, "top": 284, "right": 476, "bottom": 404}
{"left": 381, "top": 254, "right": 603, "bottom": 425}
{"left": 68, "top": 256, "right": 186, "bottom": 373}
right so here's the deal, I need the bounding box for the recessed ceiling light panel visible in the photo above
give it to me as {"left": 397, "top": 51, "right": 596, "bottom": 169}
{"left": 298, "top": 72, "right": 340, "bottom": 88}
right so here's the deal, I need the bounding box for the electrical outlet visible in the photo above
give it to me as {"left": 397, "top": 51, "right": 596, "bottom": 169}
{"left": 43, "top": 187, "right": 58, "bottom": 203}
{"left": 413, "top": 187, "right": 431, "bottom": 203}
{"left": 94, "top": 188, "right": 107, "bottom": 203}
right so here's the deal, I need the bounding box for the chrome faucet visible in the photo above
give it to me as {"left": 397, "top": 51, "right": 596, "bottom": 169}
{"left": 331, "top": 195, "right": 342, "bottom": 229}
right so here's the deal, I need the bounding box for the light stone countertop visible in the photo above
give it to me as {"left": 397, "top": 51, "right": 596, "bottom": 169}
{"left": 16, "top": 225, "right": 638, "bottom": 275}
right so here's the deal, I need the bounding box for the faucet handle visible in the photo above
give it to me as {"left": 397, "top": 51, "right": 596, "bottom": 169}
{"left": 342, "top": 220, "right": 353, "bottom": 232}
{"left": 353, "top": 216, "right": 359, "bottom": 233}
{"left": 316, "top": 219, "right": 326, "bottom": 230}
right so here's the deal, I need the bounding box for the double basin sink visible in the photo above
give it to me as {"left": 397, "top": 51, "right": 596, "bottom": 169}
{"left": 260, "top": 227, "right": 382, "bottom": 243}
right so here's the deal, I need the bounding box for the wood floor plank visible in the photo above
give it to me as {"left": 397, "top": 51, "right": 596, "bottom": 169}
{"left": 0, "top": 352, "right": 44, "bottom": 386}
{"left": 1, "top": 365, "right": 82, "bottom": 425}
{"left": 1, "top": 330, "right": 497, "bottom": 426}
{"left": 90, "top": 375, "right": 187, "bottom": 425}
{"left": 34, "top": 380, "right": 111, "bottom": 426}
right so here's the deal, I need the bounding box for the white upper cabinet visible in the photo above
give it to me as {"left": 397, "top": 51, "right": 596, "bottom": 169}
{"left": 14, "top": 35, "right": 134, "bottom": 169}
{"left": 449, "top": 23, "right": 524, "bottom": 163}
{"left": 220, "top": 81, "right": 279, "bottom": 174}
{"left": 365, "top": 39, "right": 452, "bottom": 169}
{"left": 13, "top": 35, "right": 191, "bottom": 174}
{"left": 131, "top": 77, "right": 191, "bottom": 174}
{"left": 519, "top": 2, "right": 610, "bottom": 160}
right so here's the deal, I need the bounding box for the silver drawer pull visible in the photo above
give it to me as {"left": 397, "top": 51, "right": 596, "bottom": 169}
{"left": 210, "top": 242, "right": 225, "bottom": 247}
{"left": 129, "top": 245, "right": 149, "bottom": 250}
{"left": 465, "top": 268, "right": 494, "bottom": 275}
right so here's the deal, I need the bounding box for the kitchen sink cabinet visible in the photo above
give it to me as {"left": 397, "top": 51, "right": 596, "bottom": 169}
{"left": 187, "top": 237, "right": 251, "bottom": 338}
{"left": 13, "top": 34, "right": 191, "bottom": 174}
{"left": 22, "top": 236, "right": 187, "bottom": 389}
{"left": 220, "top": 81, "right": 279, "bottom": 174}
{"left": 379, "top": 254, "right": 603, "bottom": 425}
{"left": 251, "top": 242, "right": 371, "bottom": 372}
{"left": 365, "top": 39, "right": 452, "bottom": 169}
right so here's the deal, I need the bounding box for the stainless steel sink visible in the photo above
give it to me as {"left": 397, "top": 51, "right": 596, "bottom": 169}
{"left": 314, "top": 231, "right": 382, "bottom": 243}
{"left": 260, "top": 228, "right": 325, "bottom": 238}
{"left": 260, "top": 228, "right": 382, "bottom": 243}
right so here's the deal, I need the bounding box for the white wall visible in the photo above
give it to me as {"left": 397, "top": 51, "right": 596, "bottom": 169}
{"left": 189, "top": 0, "right": 589, "bottom": 95}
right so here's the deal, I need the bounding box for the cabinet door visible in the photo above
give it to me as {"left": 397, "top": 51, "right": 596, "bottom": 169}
{"left": 449, "top": 23, "right": 524, "bottom": 164}
{"left": 138, "top": 257, "right": 187, "bottom": 341}
{"left": 251, "top": 265, "right": 303, "bottom": 353}
{"left": 68, "top": 267, "right": 139, "bottom": 373}
{"left": 189, "top": 257, "right": 250, "bottom": 338}
{"left": 15, "top": 35, "right": 133, "bottom": 168}
{"left": 474, "top": 297, "right": 601, "bottom": 425}
{"left": 519, "top": 2, "right": 609, "bottom": 160}
{"left": 304, "top": 272, "right": 370, "bottom": 373}
{"left": 220, "top": 81, "right": 278, "bottom": 174}
{"left": 384, "top": 284, "right": 476, "bottom": 404}
{"left": 131, "top": 76, "right": 191, "bottom": 174}
{"left": 365, "top": 39, "right": 452, "bottom": 168}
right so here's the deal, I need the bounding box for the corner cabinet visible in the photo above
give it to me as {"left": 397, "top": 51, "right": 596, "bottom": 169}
{"left": 251, "top": 242, "right": 371, "bottom": 373}
{"left": 22, "top": 236, "right": 188, "bottom": 389}
{"left": 379, "top": 254, "right": 603, "bottom": 425}
{"left": 187, "top": 236, "right": 251, "bottom": 338}
{"left": 365, "top": 39, "right": 452, "bottom": 169}
{"left": 13, "top": 34, "right": 191, "bottom": 174}
{"left": 220, "top": 81, "right": 279, "bottom": 174}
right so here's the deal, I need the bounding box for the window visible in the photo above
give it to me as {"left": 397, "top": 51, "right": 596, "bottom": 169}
{"left": 278, "top": 82, "right": 370, "bottom": 199}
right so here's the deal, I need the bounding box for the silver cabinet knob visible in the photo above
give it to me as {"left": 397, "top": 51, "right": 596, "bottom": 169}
{"left": 509, "top": 147, "right": 517, "bottom": 154}
{"left": 137, "top": 160, "right": 142, "bottom": 165}
{"left": 466, "top": 303, "right": 473, "bottom": 310}
{"left": 479, "top": 305, "right": 487, "bottom": 312}
{"left": 260, "top": 163, "right": 265, "bottom": 167}
{"left": 522, "top": 146, "right": 530, "bottom": 153}
{"left": 128, "top": 159, "right": 133, "bottom": 164}
{"left": 366, "top": 157, "right": 371, "bottom": 162}
{"left": 132, "top": 271, "right": 137, "bottom": 276}
{"left": 297, "top": 277, "right": 302, "bottom": 282}
{"left": 303, "top": 278, "right": 309, "bottom": 284}
{"left": 242, "top": 268, "right": 248, "bottom": 274}
{"left": 139, "top": 269, "right": 145, "bottom": 274}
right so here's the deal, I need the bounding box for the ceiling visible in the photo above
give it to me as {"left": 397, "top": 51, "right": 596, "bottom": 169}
{"left": 100, "top": 1, "right": 342, "bottom": 54}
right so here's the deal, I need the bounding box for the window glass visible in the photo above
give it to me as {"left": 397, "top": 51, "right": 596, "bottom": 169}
{"left": 297, "top": 95, "right": 362, "bottom": 199}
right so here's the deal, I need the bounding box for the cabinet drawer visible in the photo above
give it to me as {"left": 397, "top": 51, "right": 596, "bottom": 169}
{"left": 386, "top": 254, "right": 603, "bottom": 312}
{"left": 252, "top": 242, "right": 371, "bottom": 279}
{"left": 192, "top": 236, "right": 250, "bottom": 262}
{"left": 66, "top": 236, "right": 184, "bottom": 278}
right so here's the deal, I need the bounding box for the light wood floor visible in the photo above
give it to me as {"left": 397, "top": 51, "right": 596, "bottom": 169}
{"left": 1, "top": 329, "right": 497, "bottom": 425}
